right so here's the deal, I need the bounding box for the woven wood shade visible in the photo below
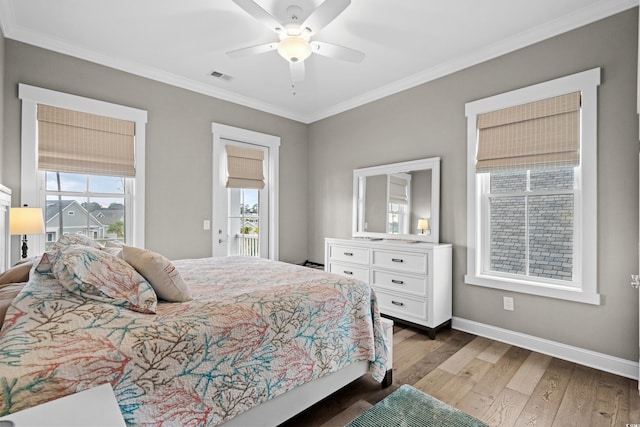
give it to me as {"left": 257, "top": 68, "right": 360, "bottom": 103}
{"left": 37, "top": 104, "right": 136, "bottom": 177}
{"left": 226, "top": 145, "right": 265, "bottom": 189}
{"left": 388, "top": 175, "right": 409, "bottom": 204}
{"left": 476, "top": 92, "right": 581, "bottom": 173}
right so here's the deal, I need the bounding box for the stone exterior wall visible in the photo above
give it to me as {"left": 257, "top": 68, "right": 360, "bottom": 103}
{"left": 489, "top": 169, "right": 573, "bottom": 281}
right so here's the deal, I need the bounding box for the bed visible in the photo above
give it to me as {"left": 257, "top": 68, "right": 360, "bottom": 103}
{"left": 0, "top": 237, "right": 390, "bottom": 426}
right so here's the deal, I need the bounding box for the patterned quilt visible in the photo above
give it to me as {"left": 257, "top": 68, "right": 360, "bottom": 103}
{"left": 0, "top": 256, "right": 388, "bottom": 426}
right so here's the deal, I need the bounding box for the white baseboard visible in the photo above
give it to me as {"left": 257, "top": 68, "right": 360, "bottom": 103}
{"left": 452, "top": 317, "right": 639, "bottom": 380}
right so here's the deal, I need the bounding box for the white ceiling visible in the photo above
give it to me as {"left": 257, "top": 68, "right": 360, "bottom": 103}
{"left": 0, "top": 0, "right": 636, "bottom": 123}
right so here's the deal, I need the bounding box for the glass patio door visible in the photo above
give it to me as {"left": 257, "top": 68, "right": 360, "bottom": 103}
{"left": 227, "top": 187, "right": 264, "bottom": 257}
{"left": 211, "top": 123, "right": 279, "bottom": 260}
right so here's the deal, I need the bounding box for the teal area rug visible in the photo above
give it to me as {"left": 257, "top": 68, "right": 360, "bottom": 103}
{"left": 346, "top": 384, "right": 489, "bottom": 427}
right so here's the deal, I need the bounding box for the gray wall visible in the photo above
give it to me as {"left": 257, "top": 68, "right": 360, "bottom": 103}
{"left": 2, "top": 40, "right": 309, "bottom": 263}
{"left": 308, "top": 9, "right": 640, "bottom": 361}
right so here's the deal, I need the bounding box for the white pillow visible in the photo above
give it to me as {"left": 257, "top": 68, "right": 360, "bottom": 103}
{"left": 122, "top": 246, "right": 192, "bottom": 302}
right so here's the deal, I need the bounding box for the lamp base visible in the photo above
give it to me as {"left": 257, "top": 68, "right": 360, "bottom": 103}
{"left": 21, "top": 235, "right": 28, "bottom": 259}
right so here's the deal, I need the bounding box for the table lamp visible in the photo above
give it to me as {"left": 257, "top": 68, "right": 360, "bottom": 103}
{"left": 10, "top": 206, "right": 45, "bottom": 258}
{"left": 417, "top": 218, "right": 430, "bottom": 235}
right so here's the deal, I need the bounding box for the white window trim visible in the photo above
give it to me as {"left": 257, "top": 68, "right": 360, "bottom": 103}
{"left": 18, "top": 84, "right": 147, "bottom": 254}
{"left": 211, "top": 123, "right": 280, "bottom": 260}
{"left": 464, "top": 68, "right": 601, "bottom": 305}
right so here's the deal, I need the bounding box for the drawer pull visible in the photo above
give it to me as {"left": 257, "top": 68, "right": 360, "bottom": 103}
{"left": 343, "top": 270, "right": 353, "bottom": 275}
{"left": 344, "top": 252, "right": 354, "bottom": 256}
{"left": 391, "top": 258, "right": 404, "bottom": 263}
{"left": 391, "top": 279, "right": 404, "bottom": 285}
{"left": 391, "top": 300, "right": 405, "bottom": 307}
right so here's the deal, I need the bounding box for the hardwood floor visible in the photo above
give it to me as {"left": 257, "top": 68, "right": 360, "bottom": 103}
{"left": 280, "top": 324, "right": 640, "bottom": 427}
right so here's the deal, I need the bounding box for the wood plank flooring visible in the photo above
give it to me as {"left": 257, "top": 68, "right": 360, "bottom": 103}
{"left": 279, "top": 324, "right": 640, "bottom": 427}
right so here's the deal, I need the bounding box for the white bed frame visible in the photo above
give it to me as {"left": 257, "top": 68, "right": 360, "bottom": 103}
{"left": 224, "top": 317, "right": 394, "bottom": 426}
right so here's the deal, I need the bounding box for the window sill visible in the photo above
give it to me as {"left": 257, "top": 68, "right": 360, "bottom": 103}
{"left": 464, "top": 274, "right": 601, "bottom": 305}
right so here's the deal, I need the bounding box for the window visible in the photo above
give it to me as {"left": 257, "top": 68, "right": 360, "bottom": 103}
{"left": 230, "top": 188, "right": 261, "bottom": 257}
{"left": 387, "top": 174, "right": 411, "bottom": 234}
{"left": 465, "top": 68, "right": 600, "bottom": 304}
{"left": 44, "top": 172, "right": 128, "bottom": 250}
{"left": 19, "top": 84, "right": 147, "bottom": 255}
{"left": 387, "top": 203, "right": 402, "bottom": 234}
{"left": 485, "top": 168, "right": 575, "bottom": 280}
{"left": 225, "top": 144, "right": 265, "bottom": 258}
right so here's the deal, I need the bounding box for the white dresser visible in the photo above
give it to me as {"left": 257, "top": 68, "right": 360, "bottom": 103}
{"left": 325, "top": 238, "right": 452, "bottom": 339}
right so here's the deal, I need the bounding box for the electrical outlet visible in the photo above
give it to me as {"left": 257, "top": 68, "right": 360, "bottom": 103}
{"left": 203, "top": 220, "right": 211, "bottom": 230}
{"left": 503, "top": 296, "right": 514, "bottom": 311}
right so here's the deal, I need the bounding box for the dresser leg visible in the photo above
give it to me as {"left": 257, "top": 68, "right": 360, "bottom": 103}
{"left": 427, "top": 319, "right": 452, "bottom": 340}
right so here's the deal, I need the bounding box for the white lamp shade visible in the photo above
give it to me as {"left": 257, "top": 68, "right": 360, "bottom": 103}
{"left": 10, "top": 207, "right": 45, "bottom": 235}
{"left": 277, "top": 37, "right": 312, "bottom": 63}
{"left": 417, "top": 218, "right": 430, "bottom": 231}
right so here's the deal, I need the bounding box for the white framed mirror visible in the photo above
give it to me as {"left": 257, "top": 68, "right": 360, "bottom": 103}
{"left": 353, "top": 157, "right": 440, "bottom": 243}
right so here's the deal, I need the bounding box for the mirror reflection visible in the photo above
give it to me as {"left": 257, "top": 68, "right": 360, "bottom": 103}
{"left": 361, "top": 170, "right": 432, "bottom": 235}
{"left": 353, "top": 157, "right": 440, "bottom": 243}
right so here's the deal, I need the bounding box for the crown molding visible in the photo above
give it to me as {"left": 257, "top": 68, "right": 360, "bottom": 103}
{"left": 1, "top": 0, "right": 637, "bottom": 124}
{"left": 307, "top": 0, "right": 639, "bottom": 123}
{"left": 3, "top": 23, "right": 308, "bottom": 123}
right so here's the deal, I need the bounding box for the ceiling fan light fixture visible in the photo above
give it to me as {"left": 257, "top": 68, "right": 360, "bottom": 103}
{"left": 277, "top": 37, "right": 311, "bottom": 63}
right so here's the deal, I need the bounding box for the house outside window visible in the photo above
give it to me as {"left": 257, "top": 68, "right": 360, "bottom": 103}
{"left": 44, "top": 172, "right": 127, "bottom": 250}
{"left": 465, "top": 68, "right": 601, "bottom": 305}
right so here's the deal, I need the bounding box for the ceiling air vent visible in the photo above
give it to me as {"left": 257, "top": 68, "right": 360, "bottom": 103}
{"left": 209, "top": 70, "right": 233, "bottom": 81}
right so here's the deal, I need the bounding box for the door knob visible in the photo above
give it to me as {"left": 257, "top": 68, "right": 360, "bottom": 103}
{"left": 631, "top": 274, "right": 640, "bottom": 289}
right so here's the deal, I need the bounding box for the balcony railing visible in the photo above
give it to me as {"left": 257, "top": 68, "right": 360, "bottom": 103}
{"left": 235, "top": 233, "right": 259, "bottom": 257}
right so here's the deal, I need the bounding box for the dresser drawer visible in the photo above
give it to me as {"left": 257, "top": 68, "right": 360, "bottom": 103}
{"left": 329, "top": 262, "right": 369, "bottom": 282}
{"left": 372, "top": 250, "right": 427, "bottom": 275}
{"left": 328, "top": 244, "right": 369, "bottom": 265}
{"left": 375, "top": 289, "right": 427, "bottom": 322}
{"left": 372, "top": 270, "right": 427, "bottom": 297}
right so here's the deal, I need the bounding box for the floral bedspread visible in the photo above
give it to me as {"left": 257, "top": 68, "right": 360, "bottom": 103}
{"left": 0, "top": 256, "right": 388, "bottom": 426}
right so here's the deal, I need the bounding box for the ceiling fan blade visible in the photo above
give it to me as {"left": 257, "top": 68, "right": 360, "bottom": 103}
{"left": 290, "top": 61, "right": 305, "bottom": 83}
{"left": 227, "top": 42, "right": 278, "bottom": 58}
{"left": 301, "top": 0, "right": 350, "bottom": 35}
{"left": 232, "top": 0, "right": 284, "bottom": 33}
{"left": 310, "top": 41, "right": 364, "bottom": 63}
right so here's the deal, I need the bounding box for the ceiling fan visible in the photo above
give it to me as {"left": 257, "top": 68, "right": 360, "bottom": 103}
{"left": 227, "top": 0, "right": 365, "bottom": 83}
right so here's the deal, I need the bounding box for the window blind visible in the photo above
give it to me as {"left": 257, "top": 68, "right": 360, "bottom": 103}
{"left": 476, "top": 91, "right": 581, "bottom": 173}
{"left": 225, "top": 145, "right": 265, "bottom": 189}
{"left": 388, "top": 175, "right": 409, "bottom": 204}
{"left": 37, "top": 104, "right": 136, "bottom": 177}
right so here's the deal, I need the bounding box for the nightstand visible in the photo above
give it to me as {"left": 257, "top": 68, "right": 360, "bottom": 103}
{"left": 0, "top": 383, "right": 126, "bottom": 427}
